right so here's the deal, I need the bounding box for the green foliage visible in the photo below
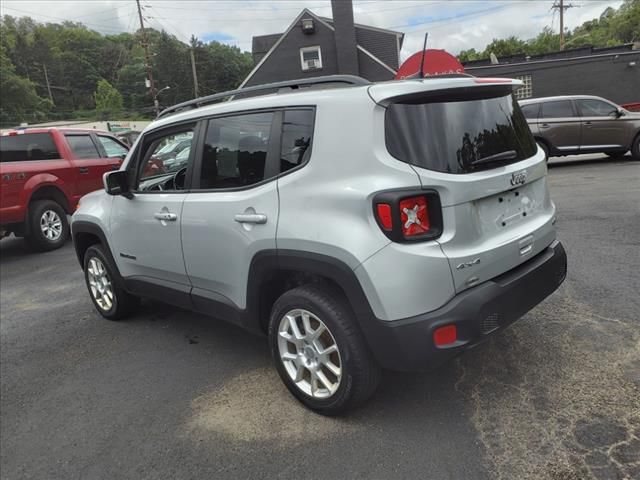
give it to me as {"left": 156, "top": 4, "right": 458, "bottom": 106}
{"left": 0, "top": 44, "right": 51, "bottom": 125}
{"left": 94, "top": 79, "right": 123, "bottom": 119}
{"left": 459, "top": 0, "right": 639, "bottom": 62}
{"left": 0, "top": 15, "right": 253, "bottom": 126}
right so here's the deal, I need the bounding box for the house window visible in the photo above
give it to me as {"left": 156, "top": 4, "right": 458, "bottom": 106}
{"left": 514, "top": 74, "right": 533, "bottom": 99}
{"left": 300, "top": 46, "right": 322, "bottom": 71}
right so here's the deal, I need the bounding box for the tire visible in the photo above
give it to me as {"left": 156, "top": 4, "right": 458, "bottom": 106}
{"left": 631, "top": 134, "right": 640, "bottom": 160}
{"left": 24, "top": 200, "right": 69, "bottom": 251}
{"left": 537, "top": 141, "right": 550, "bottom": 162}
{"left": 268, "top": 284, "right": 380, "bottom": 415}
{"left": 83, "top": 244, "right": 139, "bottom": 320}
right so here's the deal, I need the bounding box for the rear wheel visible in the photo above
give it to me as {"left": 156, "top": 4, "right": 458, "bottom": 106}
{"left": 83, "top": 244, "right": 139, "bottom": 320}
{"left": 631, "top": 135, "right": 640, "bottom": 160}
{"left": 268, "top": 284, "right": 380, "bottom": 415}
{"left": 25, "top": 200, "right": 69, "bottom": 251}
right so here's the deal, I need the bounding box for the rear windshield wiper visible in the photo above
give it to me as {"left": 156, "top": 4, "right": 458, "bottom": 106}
{"left": 471, "top": 150, "right": 517, "bottom": 166}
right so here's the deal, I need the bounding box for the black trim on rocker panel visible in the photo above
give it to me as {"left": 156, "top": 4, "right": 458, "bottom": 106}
{"left": 124, "top": 278, "right": 194, "bottom": 311}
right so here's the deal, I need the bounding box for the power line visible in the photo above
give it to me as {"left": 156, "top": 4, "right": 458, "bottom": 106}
{"left": 551, "top": 0, "right": 577, "bottom": 50}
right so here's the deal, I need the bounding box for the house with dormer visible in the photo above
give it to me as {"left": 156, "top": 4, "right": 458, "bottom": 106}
{"left": 239, "top": 0, "right": 403, "bottom": 88}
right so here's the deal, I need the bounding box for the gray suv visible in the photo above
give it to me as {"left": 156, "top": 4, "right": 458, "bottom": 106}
{"left": 71, "top": 75, "right": 567, "bottom": 414}
{"left": 519, "top": 95, "right": 640, "bottom": 160}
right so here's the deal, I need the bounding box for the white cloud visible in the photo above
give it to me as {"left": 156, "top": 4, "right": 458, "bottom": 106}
{"left": 1, "top": 0, "right": 623, "bottom": 60}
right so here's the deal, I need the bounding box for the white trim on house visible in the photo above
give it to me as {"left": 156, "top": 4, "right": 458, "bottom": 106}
{"left": 239, "top": 8, "right": 398, "bottom": 87}
{"left": 238, "top": 9, "right": 313, "bottom": 88}
{"left": 300, "top": 45, "right": 323, "bottom": 71}
{"left": 357, "top": 45, "right": 397, "bottom": 74}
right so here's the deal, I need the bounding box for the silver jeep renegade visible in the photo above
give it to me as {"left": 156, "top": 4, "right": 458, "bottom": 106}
{"left": 72, "top": 75, "right": 567, "bottom": 414}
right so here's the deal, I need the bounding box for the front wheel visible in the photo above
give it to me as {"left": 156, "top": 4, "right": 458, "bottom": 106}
{"left": 83, "top": 245, "right": 138, "bottom": 320}
{"left": 268, "top": 285, "right": 380, "bottom": 415}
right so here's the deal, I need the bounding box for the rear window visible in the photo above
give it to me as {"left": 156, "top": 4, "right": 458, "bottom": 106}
{"left": 66, "top": 134, "right": 100, "bottom": 159}
{"left": 385, "top": 90, "right": 537, "bottom": 174}
{"left": 520, "top": 103, "right": 540, "bottom": 119}
{"left": 0, "top": 133, "right": 60, "bottom": 162}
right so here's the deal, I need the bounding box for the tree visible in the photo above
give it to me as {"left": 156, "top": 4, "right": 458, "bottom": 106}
{"left": 0, "top": 44, "right": 51, "bottom": 126}
{"left": 94, "top": 79, "right": 123, "bottom": 119}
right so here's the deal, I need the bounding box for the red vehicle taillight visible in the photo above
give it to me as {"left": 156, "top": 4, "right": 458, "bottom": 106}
{"left": 373, "top": 190, "right": 442, "bottom": 243}
{"left": 376, "top": 204, "right": 393, "bottom": 231}
{"left": 399, "top": 195, "right": 430, "bottom": 237}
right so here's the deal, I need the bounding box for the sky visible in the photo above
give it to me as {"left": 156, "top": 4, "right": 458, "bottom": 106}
{"left": 1, "top": 0, "right": 625, "bottom": 60}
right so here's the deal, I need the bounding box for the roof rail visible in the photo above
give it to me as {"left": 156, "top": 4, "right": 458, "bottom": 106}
{"left": 157, "top": 75, "right": 370, "bottom": 119}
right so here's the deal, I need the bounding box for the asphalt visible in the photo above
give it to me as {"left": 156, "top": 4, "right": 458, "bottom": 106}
{"left": 1, "top": 154, "right": 639, "bottom": 480}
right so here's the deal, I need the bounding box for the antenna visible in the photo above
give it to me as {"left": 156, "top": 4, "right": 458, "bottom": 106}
{"left": 418, "top": 32, "right": 429, "bottom": 78}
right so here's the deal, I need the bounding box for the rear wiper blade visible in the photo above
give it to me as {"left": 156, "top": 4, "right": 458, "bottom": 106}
{"left": 471, "top": 150, "right": 517, "bottom": 165}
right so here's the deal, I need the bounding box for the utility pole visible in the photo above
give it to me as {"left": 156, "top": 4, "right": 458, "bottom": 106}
{"left": 136, "top": 0, "right": 158, "bottom": 116}
{"left": 552, "top": 0, "right": 575, "bottom": 51}
{"left": 42, "top": 64, "right": 54, "bottom": 105}
{"left": 190, "top": 48, "right": 199, "bottom": 98}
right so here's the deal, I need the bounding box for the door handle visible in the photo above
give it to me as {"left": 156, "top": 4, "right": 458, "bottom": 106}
{"left": 584, "top": 121, "right": 593, "bottom": 126}
{"left": 540, "top": 123, "right": 550, "bottom": 129}
{"left": 154, "top": 212, "right": 178, "bottom": 221}
{"left": 79, "top": 167, "right": 89, "bottom": 174}
{"left": 234, "top": 213, "right": 267, "bottom": 224}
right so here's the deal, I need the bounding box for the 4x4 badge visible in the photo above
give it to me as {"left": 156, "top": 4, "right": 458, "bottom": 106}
{"left": 510, "top": 170, "right": 527, "bottom": 186}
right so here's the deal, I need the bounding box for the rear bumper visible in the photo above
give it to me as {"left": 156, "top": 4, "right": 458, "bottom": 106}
{"left": 364, "top": 240, "right": 567, "bottom": 371}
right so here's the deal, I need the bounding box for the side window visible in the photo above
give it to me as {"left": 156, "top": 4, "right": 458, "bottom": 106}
{"left": 137, "top": 129, "right": 195, "bottom": 191}
{"left": 540, "top": 100, "right": 575, "bottom": 118}
{"left": 577, "top": 99, "right": 618, "bottom": 117}
{"left": 66, "top": 134, "right": 100, "bottom": 159}
{"left": 0, "top": 133, "right": 60, "bottom": 162}
{"left": 280, "top": 109, "right": 314, "bottom": 173}
{"left": 199, "top": 112, "right": 274, "bottom": 189}
{"left": 520, "top": 103, "right": 539, "bottom": 120}
{"left": 97, "top": 135, "right": 128, "bottom": 158}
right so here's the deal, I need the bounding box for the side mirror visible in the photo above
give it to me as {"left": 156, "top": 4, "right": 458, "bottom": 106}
{"left": 615, "top": 109, "right": 624, "bottom": 118}
{"left": 103, "top": 170, "right": 133, "bottom": 198}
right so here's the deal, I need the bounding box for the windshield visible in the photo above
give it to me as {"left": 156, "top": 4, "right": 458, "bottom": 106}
{"left": 385, "top": 90, "right": 537, "bottom": 174}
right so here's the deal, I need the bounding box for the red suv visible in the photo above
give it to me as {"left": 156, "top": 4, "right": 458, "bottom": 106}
{"left": 0, "top": 128, "right": 128, "bottom": 251}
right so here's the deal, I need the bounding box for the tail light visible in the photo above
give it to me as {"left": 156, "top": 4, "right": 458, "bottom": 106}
{"left": 373, "top": 189, "right": 443, "bottom": 242}
{"left": 399, "top": 195, "right": 430, "bottom": 237}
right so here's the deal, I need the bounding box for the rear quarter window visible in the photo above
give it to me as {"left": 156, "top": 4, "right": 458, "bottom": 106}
{"left": 0, "top": 133, "right": 60, "bottom": 162}
{"left": 385, "top": 89, "right": 537, "bottom": 174}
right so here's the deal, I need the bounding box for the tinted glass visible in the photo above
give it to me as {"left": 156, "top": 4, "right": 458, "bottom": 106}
{"left": 138, "top": 130, "right": 194, "bottom": 187}
{"left": 541, "top": 100, "right": 575, "bottom": 118}
{"left": 578, "top": 99, "right": 617, "bottom": 117}
{"left": 520, "top": 103, "right": 539, "bottom": 119}
{"left": 199, "top": 112, "right": 273, "bottom": 189}
{"left": 98, "top": 136, "right": 128, "bottom": 158}
{"left": 0, "top": 133, "right": 60, "bottom": 162}
{"left": 280, "top": 110, "right": 314, "bottom": 173}
{"left": 385, "top": 92, "right": 537, "bottom": 174}
{"left": 66, "top": 135, "right": 100, "bottom": 159}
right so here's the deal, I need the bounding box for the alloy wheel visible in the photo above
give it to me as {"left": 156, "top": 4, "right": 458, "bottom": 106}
{"left": 39, "top": 210, "right": 63, "bottom": 241}
{"left": 277, "top": 309, "right": 342, "bottom": 399}
{"left": 87, "top": 257, "right": 114, "bottom": 311}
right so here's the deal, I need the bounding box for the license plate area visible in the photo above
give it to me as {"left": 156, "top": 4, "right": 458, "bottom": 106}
{"left": 475, "top": 179, "right": 545, "bottom": 234}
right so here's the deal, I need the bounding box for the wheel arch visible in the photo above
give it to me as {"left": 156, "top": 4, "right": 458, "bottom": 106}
{"left": 247, "top": 250, "right": 374, "bottom": 336}
{"left": 71, "top": 221, "right": 122, "bottom": 281}
{"left": 28, "top": 184, "right": 71, "bottom": 213}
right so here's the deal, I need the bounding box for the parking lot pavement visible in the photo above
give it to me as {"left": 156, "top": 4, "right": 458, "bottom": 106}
{"left": 1, "top": 155, "right": 639, "bottom": 480}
